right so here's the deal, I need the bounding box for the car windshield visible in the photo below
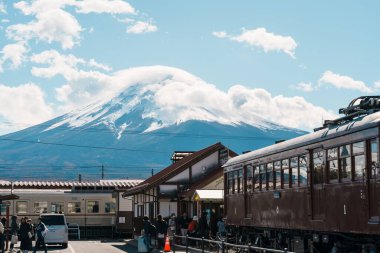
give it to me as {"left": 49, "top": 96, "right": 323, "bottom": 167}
{"left": 41, "top": 215, "right": 65, "bottom": 226}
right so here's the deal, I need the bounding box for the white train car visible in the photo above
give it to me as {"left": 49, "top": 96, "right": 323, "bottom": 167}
{"left": 0, "top": 180, "right": 142, "bottom": 237}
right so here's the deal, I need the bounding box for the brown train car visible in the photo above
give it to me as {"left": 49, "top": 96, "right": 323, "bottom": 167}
{"left": 223, "top": 97, "right": 380, "bottom": 252}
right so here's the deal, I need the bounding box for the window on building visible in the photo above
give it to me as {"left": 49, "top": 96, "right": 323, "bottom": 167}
{"left": 267, "top": 163, "right": 274, "bottom": 190}
{"left": 246, "top": 165, "right": 253, "bottom": 193}
{"left": 68, "top": 202, "right": 81, "bottom": 213}
{"left": 87, "top": 201, "right": 99, "bottom": 213}
{"left": 51, "top": 202, "right": 64, "bottom": 213}
{"left": 313, "top": 151, "right": 324, "bottom": 184}
{"left": 290, "top": 157, "right": 299, "bottom": 187}
{"left": 328, "top": 148, "right": 338, "bottom": 182}
{"left": 34, "top": 202, "right": 48, "bottom": 214}
{"left": 282, "top": 159, "right": 289, "bottom": 188}
{"left": 352, "top": 141, "right": 365, "bottom": 181}
{"left": 340, "top": 145, "right": 351, "bottom": 181}
{"left": 274, "top": 161, "right": 281, "bottom": 189}
{"left": 16, "top": 201, "right": 28, "bottom": 214}
{"left": 299, "top": 155, "right": 308, "bottom": 186}
{"left": 105, "top": 200, "right": 116, "bottom": 213}
{"left": 259, "top": 164, "right": 266, "bottom": 190}
{"left": 371, "top": 139, "right": 379, "bottom": 179}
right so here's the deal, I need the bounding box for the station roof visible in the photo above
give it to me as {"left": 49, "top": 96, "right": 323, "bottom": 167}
{"left": 0, "top": 179, "right": 143, "bottom": 190}
{"left": 123, "top": 142, "right": 236, "bottom": 197}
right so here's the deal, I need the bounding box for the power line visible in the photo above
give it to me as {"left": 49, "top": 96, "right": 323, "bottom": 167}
{"left": 0, "top": 137, "right": 167, "bottom": 153}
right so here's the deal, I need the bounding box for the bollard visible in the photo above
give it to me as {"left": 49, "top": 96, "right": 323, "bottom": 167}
{"left": 173, "top": 234, "right": 176, "bottom": 253}
{"left": 221, "top": 240, "right": 225, "bottom": 253}
{"left": 284, "top": 248, "right": 288, "bottom": 253}
{"left": 201, "top": 237, "right": 205, "bottom": 253}
{"left": 186, "top": 235, "right": 189, "bottom": 253}
{"left": 248, "top": 243, "right": 252, "bottom": 253}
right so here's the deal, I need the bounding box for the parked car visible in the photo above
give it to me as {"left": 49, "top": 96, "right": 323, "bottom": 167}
{"left": 40, "top": 213, "right": 68, "bottom": 248}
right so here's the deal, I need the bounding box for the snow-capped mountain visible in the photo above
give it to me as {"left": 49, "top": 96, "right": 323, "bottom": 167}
{"left": 0, "top": 66, "right": 306, "bottom": 180}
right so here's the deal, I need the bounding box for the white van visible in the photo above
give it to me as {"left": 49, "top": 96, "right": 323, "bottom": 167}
{"left": 40, "top": 213, "right": 68, "bottom": 248}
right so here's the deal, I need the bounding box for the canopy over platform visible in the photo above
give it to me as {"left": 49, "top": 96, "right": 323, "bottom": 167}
{"left": 0, "top": 194, "right": 19, "bottom": 201}
{"left": 192, "top": 190, "right": 223, "bottom": 202}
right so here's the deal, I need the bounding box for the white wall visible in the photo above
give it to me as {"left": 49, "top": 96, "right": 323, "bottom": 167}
{"left": 119, "top": 193, "right": 133, "bottom": 211}
{"left": 159, "top": 201, "right": 177, "bottom": 218}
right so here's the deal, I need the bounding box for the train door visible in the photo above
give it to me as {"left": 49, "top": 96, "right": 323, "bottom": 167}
{"left": 368, "top": 139, "right": 380, "bottom": 222}
{"left": 311, "top": 149, "right": 326, "bottom": 220}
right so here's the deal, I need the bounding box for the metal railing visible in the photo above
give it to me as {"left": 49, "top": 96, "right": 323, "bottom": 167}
{"left": 171, "top": 234, "right": 294, "bottom": 253}
{"left": 68, "top": 223, "right": 80, "bottom": 240}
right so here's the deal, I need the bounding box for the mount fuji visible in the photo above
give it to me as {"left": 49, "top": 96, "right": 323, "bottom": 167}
{"left": 0, "top": 66, "right": 306, "bottom": 180}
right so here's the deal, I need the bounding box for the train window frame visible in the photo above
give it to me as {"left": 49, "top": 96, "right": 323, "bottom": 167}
{"left": 370, "top": 139, "right": 379, "bottom": 179}
{"left": 274, "top": 161, "right": 281, "bottom": 189}
{"left": 352, "top": 141, "right": 365, "bottom": 181}
{"left": 327, "top": 147, "right": 339, "bottom": 183}
{"left": 51, "top": 202, "right": 64, "bottom": 214}
{"left": 259, "top": 164, "right": 266, "bottom": 191}
{"left": 246, "top": 165, "right": 253, "bottom": 194}
{"left": 34, "top": 201, "right": 48, "bottom": 214}
{"left": 282, "top": 159, "right": 290, "bottom": 188}
{"left": 105, "top": 200, "right": 116, "bottom": 214}
{"left": 253, "top": 166, "right": 260, "bottom": 191}
{"left": 267, "top": 163, "right": 274, "bottom": 190}
{"left": 68, "top": 202, "right": 81, "bottom": 214}
{"left": 290, "top": 157, "right": 299, "bottom": 187}
{"left": 339, "top": 144, "right": 352, "bottom": 182}
{"left": 87, "top": 200, "right": 100, "bottom": 213}
{"left": 238, "top": 169, "right": 243, "bottom": 194}
{"left": 16, "top": 201, "right": 28, "bottom": 214}
{"left": 299, "top": 154, "right": 308, "bottom": 187}
{"left": 313, "top": 150, "right": 324, "bottom": 185}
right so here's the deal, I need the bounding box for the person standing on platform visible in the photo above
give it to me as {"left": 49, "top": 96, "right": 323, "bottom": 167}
{"left": 33, "top": 218, "right": 47, "bottom": 253}
{"left": 155, "top": 214, "right": 167, "bottom": 250}
{"left": 9, "top": 216, "right": 19, "bottom": 253}
{"left": 0, "top": 219, "right": 5, "bottom": 253}
{"left": 178, "top": 212, "right": 189, "bottom": 245}
{"left": 20, "top": 217, "right": 33, "bottom": 253}
{"left": 167, "top": 213, "right": 176, "bottom": 237}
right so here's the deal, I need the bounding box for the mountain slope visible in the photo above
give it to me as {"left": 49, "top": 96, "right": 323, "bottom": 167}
{"left": 0, "top": 67, "right": 307, "bottom": 180}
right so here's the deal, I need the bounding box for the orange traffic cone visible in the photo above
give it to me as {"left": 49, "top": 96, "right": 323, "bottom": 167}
{"left": 163, "top": 235, "right": 171, "bottom": 252}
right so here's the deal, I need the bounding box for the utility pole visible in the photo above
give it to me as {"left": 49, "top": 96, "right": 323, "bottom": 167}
{"left": 101, "top": 164, "right": 104, "bottom": 179}
{"left": 151, "top": 168, "right": 154, "bottom": 176}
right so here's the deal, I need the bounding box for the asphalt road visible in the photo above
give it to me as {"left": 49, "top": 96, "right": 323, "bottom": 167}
{"left": 9, "top": 239, "right": 139, "bottom": 253}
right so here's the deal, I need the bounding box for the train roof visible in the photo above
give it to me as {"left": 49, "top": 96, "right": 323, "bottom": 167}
{"left": 224, "top": 111, "right": 380, "bottom": 168}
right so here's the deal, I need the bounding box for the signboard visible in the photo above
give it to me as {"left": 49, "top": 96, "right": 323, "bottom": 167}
{"left": 119, "top": 217, "right": 125, "bottom": 223}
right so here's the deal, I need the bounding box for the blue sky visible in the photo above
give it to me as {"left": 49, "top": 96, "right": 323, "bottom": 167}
{"left": 0, "top": 0, "right": 379, "bottom": 134}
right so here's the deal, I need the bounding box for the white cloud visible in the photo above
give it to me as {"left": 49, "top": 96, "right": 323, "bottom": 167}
{"left": 0, "top": 42, "right": 28, "bottom": 71}
{"left": 319, "top": 70, "right": 372, "bottom": 93}
{"left": 39, "top": 65, "right": 335, "bottom": 131}
{"left": 374, "top": 81, "right": 380, "bottom": 89}
{"left": 291, "top": 82, "right": 314, "bottom": 92}
{"left": 0, "top": 1, "right": 6, "bottom": 14}
{"left": 88, "top": 59, "right": 112, "bottom": 72}
{"left": 74, "top": 0, "right": 135, "bottom": 14}
{"left": 127, "top": 21, "right": 157, "bottom": 34}
{"left": 0, "top": 83, "right": 54, "bottom": 134}
{"left": 212, "top": 31, "right": 227, "bottom": 38}
{"left": 7, "top": 8, "right": 82, "bottom": 49}
{"left": 213, "top": 28, "right": 297, "bottom": 58}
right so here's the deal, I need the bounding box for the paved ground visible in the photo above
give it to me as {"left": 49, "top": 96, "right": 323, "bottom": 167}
{"left": 6, "top": 239, "right": 139, "bottom": 253}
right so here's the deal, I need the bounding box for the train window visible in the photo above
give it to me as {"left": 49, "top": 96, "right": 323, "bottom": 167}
{"left": 34, "top": 202, "right": 48, "bottom": 214}
{"left": 267, "top": 163, "right": 274, "bottom": 190}
{"left": 51, "top": 202, "right": 64, "bottom": 213}
{"left": 238, "top": 169, "right": 243, "bottom": 194}
{"left": 339, "top": 145, "right": 352, "bottom": 181}
{"left": 354, "top": 155, "right": 365, "bottom": 180}
{"left": 227, "top": 172, "right": 234, "bottom": 194}
{"left": 68, "top": 202, "right": 81, "bottom": 213}
{"left": 313, "top": 151, "right": 324, "bottom": 184}
{"left": 370, "top": 139, "right": 379, "bottom": 179}
{"left": 246, "top": 165, "right": 253, "bottom": 193}
{"left": 253, "top": 166, "right": 260, "bottom": 191}
{"left": 274, "top": 161, "right": 281, "bottom": 189}
{"left": 282, "top": 159, "right": 289, "bottom": 188}
{"left": 327, "top": 148, "right": 338, "bottom": 183}
{"left": 105, "top": 200, "right": 116, "bottom": 213}
{"left": 259, "top": 164, "right": 266, "bottom": 190}
{"left": 1, "top": 204, "right": 6, "bottom": 214}
{"left": 290, "top": 157, "right": 299, "bottom": 187}
{"left": 353, "top": 141, "right": 365, "bottom": 154}
{"left": 16, "top": 201, "right": 28, "bottom": 214}
{"left": 87, "top": 201, "right": 99, "bottom": 213}
{"left": 299, "top": 155, "right": 308, "bottom": 186}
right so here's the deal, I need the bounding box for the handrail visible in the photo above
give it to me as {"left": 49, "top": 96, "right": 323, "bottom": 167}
{"left": 172, "top": 234, "right": 294, "bottom": 253}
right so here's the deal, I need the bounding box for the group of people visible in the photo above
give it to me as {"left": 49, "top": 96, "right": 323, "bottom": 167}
{"left": 140, "top": 210, "right": 226, "bottom": 251}
{"left": 0, "top": 216, "right": 48, "bottom": 253}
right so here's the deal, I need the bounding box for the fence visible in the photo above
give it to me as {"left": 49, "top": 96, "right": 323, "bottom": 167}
{"left": 172, "top": 234, "right": 294, "bottom": 253}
